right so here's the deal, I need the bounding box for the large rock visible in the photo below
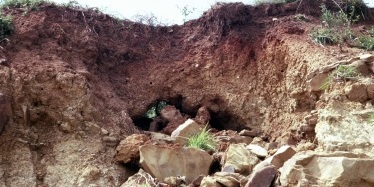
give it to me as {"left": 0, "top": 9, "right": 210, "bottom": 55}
{"left": 245, "top": 161, "right": 277, "bottom": 187}
{"left": 194, "top": 106, "right": 211, "bottom": 127}
{"left": 316, "top": 102, "right": 374, "bottom": 156}
{"left": 115, "top": 134, "right": 150, "bottom": 163}
{"left": 0, "top": 93, "right": 11, "bottom": 134}
{"left": 160, "top": 106, "right": 187, "bottom": 135}
{"left": 120, "top": 169, "right": 157, "bottom": 187}
{"left": 200, "top": 172, "right": 247, "bottom": 187}
{"left": 221, "top": 143, "right": 260, "bottom": 175}
{"left": 139, "top": 144, "right": 213, "bottom": 183}
{"left": 280, "top": 151, "right": 374, "bottom": 187}
{"left": 344, "top": 83, "right": 368, "bottom": 102}
{"left": 171, "top": 119, "right": 202, "bottom": 145}
{"left": 264, "top": 145, "right": 296, "bottom": 169}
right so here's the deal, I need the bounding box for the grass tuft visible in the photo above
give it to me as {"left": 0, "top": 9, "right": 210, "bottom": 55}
{"left": 320, "top": 65, "right": 360, "bottom": 90}
{"left": 187, "top": 126, "right": 217, "bottom": 151}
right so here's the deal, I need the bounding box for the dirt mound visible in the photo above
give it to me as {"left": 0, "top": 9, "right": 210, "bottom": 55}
{"left": 0, "top": 0, "right": 374, "bottom": 186}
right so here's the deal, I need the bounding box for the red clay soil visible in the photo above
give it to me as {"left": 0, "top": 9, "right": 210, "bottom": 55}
{"left": 2, "top": 0, "right": 374, "bottom": 137}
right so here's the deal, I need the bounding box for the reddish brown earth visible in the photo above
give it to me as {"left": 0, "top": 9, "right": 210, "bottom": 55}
{"left": 0, "top": 0, "right": 374, "bottom": 186}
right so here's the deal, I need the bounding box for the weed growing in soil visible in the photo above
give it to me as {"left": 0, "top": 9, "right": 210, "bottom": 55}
{"left": 356, "top": 35, "right": 374, "bottom": 50}
{"left": 187, "top": 126, "right": 217, "bottom": 151}
{"left": 311, "top": 4, "right": 357, "bottom": 46}
{"left": 0, "top": 14, "right": 12, "bottom": 41}
{"left": 320, "top": 65, "right": 360, "bottom": 90}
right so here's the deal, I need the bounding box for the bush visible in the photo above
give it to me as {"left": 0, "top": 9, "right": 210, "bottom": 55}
{"left": 356, "top": 35, "right": 374, "bottom": 50}
{"left": 0, "top": 0, "right": 47, "bottom": 9}
{"left": 187, "top": 126, "right": 217, "bottom": 151}
{"left": 0, "top": 15, "right": 12, "bottom": 41}
{"left": 311, "top": 4, "right": 357, "bottom": 46}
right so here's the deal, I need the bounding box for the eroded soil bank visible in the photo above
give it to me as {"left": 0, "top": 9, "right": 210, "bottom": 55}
{"left": 0, "top": 0, "right": 374, "bottom": 186}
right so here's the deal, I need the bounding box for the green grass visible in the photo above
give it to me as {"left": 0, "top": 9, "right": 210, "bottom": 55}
{"left": 187, "top": 126, "right": 217, "bottom": 151}
{"left": 320, "top": 65, "right": 360, "bottom": 90}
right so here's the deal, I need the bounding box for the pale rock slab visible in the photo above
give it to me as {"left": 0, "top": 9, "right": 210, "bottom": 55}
{"left": 139, "top": 144, "right": 213, "bottom": 183}
{"left": 171, "top": 119, "right": 202, "bottom": 145}
{"left": 264, "top": 145, "right": 296, "bottom": 169}
{"left": 221, "top": 143, "right": 260, "bottom": 175}
{"left": 280, "top": 151, "right": 374, "bottom": 187}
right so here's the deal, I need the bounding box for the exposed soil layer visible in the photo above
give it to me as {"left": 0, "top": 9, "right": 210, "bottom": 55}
{"left": 0, "top": 0, "right": 374, "bottom": 186}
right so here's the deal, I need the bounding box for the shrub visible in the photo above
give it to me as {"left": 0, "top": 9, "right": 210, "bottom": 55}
{"left": 320, "top": 65, "right": 359, "bottom": 90}
{"left": 356, "top": 35, "right": 374, "bottom": 50}
{"left": 187, "top": 126, "right": 217, "bottom": 151}
{"left": 311, "top": 4, "right": 357, "bottom": 46}
{"left": 0, "top": 0, "right": 47, "bottom": 10}
{"left": 0, "top": 14, "right": 12, "bottom": 41}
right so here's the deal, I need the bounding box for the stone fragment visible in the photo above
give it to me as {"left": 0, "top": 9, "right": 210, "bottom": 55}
{"left": 238, "top": 129, "right": 260, "bottom": 137}
{"left": 171, "top": 119, "right": 202, "bottom": 145}
{"left": 139, "top": 144, "right": 213, "bottom": 183}
{"left": 100, "top": 128, "right": 109, "bottom": 135}
{"left": 221, "top": 143, "right": 260, "bottom": 175}
{"left": 245, "top": 161, "right": 277, "bottom": 187}
{"left": 120, "top": 169, "right": 156, "bottom": 187}
{"left": 102, "top": 136, "right": 119, "bottom": 147}
{"left": 246, "top": 144, "right": 268, "bottom": 158}
{"left": 194, "top": 106, "right": 211, "bottom": 127}
{"left": 60, "top": 122, "right": 72, "bottom": 133}
{"left": 200, "top": 176, "right": 223, "bottom": 187}
{"left": 304, "top": 113, "right": 318, "bottom": 125}
{"left": 347, "top": 60, "right": 371, "bottom": 75}
{"left": 164, "top": 176, "right": 186, "bottom": 186}
{"left": 264, "top": 145, "right": 296, "bottom": 169}
{"left": 359, "top": 53, "right": 374, "bottom": 62}
{"left": 192, "top": 175, "right": 205, "bottom": 186}
{"left": 344, "top": 83, "right": 368, "bottom": 102}
{"left": 149, "top": 131, "right": 175, "bottom": 144}
{"left": 280, "top": 152, "right": 374, "bottom": 187}
{"left": 160, "top": 105, "right": 187, "bottom": 135}
{"left": 115, "top": 134, "right": 150, "bottom": 163}
{"left": 366, "top": 83, "right": 374, "bottom": 99}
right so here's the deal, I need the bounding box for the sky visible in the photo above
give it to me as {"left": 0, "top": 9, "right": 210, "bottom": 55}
{"left": 52, "top": 0, "right": 374, "bottom": 25}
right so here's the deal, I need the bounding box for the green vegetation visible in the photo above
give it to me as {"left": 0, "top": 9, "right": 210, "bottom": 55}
{"left": 310, "top": 4, "right": 356, "bottom": 46}
{"left": 0, "top": 0, "right": 47, "bottom": 10}
{"left": 320, "top": 65, "right": 360, "bottom": 90}
{"left": 187, "top": 126, "right": 217, "bottom": 151}
{"left": 0, "top": 15, "right": 12, "bottom": 41}
{"left": 255, "top": 0, "right": 296, "bottom": 5}
{"left": 144, "top": 101, "right": 168, "bottom": 119}
{"left": 177, "top": 5, "right": 196, "bottom": 23}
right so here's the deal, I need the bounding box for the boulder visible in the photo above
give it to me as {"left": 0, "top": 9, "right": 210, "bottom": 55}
{"left": 200, "top": 172, "right": 247, "bottom": 187}
{"left": 366, "top": 83, "right": 374, "bottom": 99}
{"left": 245, "top": 161, "right": 277, "bottom": 187}
{"left": 115, "top": 134, "right": 150, "bottom": 163}
{"left": 246, "top": 144, "right": 268, "bottom": 158}
{"left": 221, "top": 143, "right": 260, "bottom": 175}
{"left": 120, "top": 169, "right": 157, "bottom": 187}
{"left": 316, "top": 104, "right": 374, "bottom": 156}
{"left": 171, "top": 119, "right": 202, "bottom": 145}
{"left": 139, "top": 144, "right": 213, "bottom": 183}
{"left": 160, "top": 105, "right": 187, "bottom": 135}
{"left": 194, "top": 106, "right": 211, "bottom": 127}
{"left": 239, "top": 129, "right": 260, "bottom": 137}
{"left": 359, "top": 53, "right": 374, "bottom": 63}
{"left": 0, "top": 92, "right": 11, "bottom": 134}
{"left": 264, "top": 145, "right": 296, "bottom": 169}
{"left": 280, "top": 152, "right": 374, "bottom": 187}
{"left": 344, "top": 83, "right": 368, "bottom": 102}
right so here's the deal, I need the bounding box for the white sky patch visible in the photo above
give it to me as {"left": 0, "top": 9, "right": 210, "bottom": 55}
{"left": 52, "top": 0, "right": 374, "bottom": 25}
